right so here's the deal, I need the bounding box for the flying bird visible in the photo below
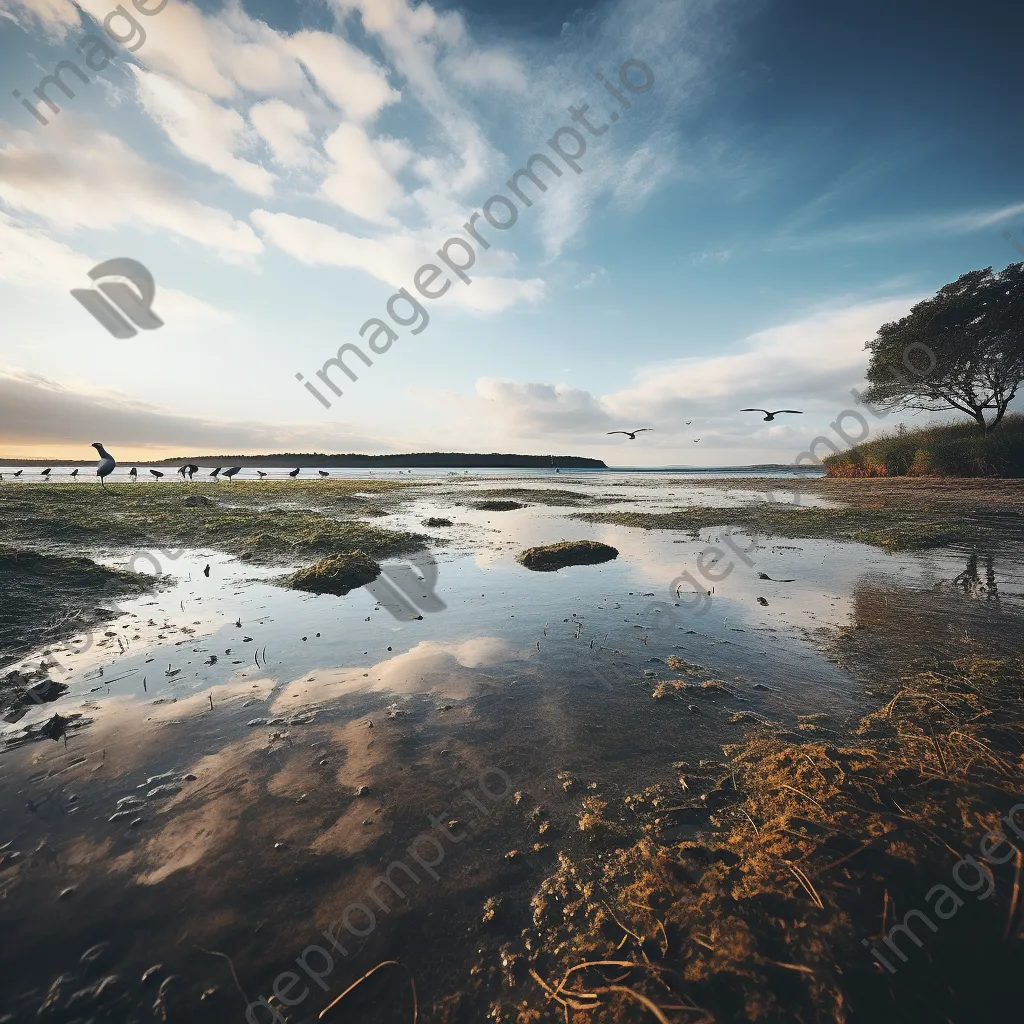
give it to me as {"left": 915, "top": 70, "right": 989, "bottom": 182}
{"left": 209, "top": 467, "right": 222, "bottom": 479}
{"left": 288, "top": 468, "right": 301, "bottom": 478}
{"left": 606, "top": 429, "right": 653, "bottom": 440}
{"left": 150, "top": 469, "right": 164, "bottom": 480}
{"left": 741, "top": 409, "right": 804, "bottom": 422}
{"left": 223, "top": 467, "right": 241, "bottom": 482}
{"left": 92, "top": 444, "right": 116, "bottom": 487}
{"left": 318, "top": 470, "right": 330, "bottom": 478}
{"left": 693, "top": 438, "right": 701, "bottom": 442}
{"left": 129, "top": 467, "right": 138, "bottom": 481}
{"left": 685, "top": 420, "right": 692, "bottom": 425}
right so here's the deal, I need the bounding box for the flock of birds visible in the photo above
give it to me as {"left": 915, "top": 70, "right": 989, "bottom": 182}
{"left": 0, "top": 443, "right": 336, "bottom": 485}
{"left": 3, "top": 409, "right": 806, "bottom": 484}
{"left": 607, "top": 408, "right": 803, "bottom": 442}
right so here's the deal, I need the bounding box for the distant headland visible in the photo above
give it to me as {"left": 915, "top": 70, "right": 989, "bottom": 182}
{"left": 1, "top": 452, "right": 609, "bottom": 469}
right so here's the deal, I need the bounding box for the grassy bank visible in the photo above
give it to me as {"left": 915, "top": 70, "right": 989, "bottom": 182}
{"left": 823, "top": 414, "right": 1024, "bottom": 477}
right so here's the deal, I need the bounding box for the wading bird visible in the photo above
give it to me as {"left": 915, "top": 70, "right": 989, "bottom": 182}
{"left": 257, "top": 471, "right": 268, "bottom": 479}
{"left": 740, "top": 408, "right": 804, "bottom": 422}
{"left": 92, "top": 443, "right": 116, "bottom": 487}
{"left": 289, "top": 468, "right": 301, "bottom": 478}
{"left": 318, "top": 470, "right": 330, "bottom": 478}
{"left": 129, "top": 467, "right": 137, "bottom": 481}
{"left": 179, "top": 464, "right": 200, "bottom": 480}
{"left": 150, "top": 469, "right": 164, "bottom": 480}
{"left": 223, "top": 467, "right": 241, "bottom": 482}
{"left": 41, "top": 468, "right": 51, "bottom": 478}
{"left": 70, "top": 469, "right": 79, "bottom": 481}
{"left": 209, "top": 467, "right": 222, "bottom": 479}
{"left": 13, "top": 470, "right": 23, "bottom": 477}
{"left": 606, "top": 429, "right": 653, "bottom": 440}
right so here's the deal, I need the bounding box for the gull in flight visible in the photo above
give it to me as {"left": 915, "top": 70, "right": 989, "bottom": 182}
{"left": 741, "top": 408, "right": 804, "bottom": 422}
{"left": 92, "top": 443, "right": 116, "bottom": 487}
{"left": 606, "top": 429, "right": 653, "bottom": 440}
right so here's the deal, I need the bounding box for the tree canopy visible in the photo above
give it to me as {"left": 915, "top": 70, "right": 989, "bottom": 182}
{"left": 862, "top": 264, "right": 1024, "bottom": 430}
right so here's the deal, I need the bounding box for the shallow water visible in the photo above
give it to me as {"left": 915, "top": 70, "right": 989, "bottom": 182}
{"left": 1, "top": 475, "right": 1022, "bottom": 1022}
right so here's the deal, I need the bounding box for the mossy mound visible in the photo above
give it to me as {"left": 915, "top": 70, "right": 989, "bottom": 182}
{"left": 472, "top": 500, "right": 525, "bottom": 511}
{"left": 422, "top": 517, "right": 453, "bottom": 527}
{"left": 516, "top": 539, "right": 618, "bottom": 572}
{"left": 284, "top": 550, "right": 381, "bottom": 595}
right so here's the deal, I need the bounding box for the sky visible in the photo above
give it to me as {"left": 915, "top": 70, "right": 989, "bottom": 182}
{"left": 0, "top": 0, "right": 1021, "bottom": 465}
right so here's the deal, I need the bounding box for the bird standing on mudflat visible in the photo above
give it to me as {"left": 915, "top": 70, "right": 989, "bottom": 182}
{"left": 210, "top": 467, "right": 222, "bottom": 479}
{"left": 150, "top": 469, "right": 164, "bottom": 480}
{"left": 92, "top": 443, "right": 116, "bottom": 487}
{"left": 740, "top": 408, "right": 804, "bottom": 422}
{"left": 289, "top": 468, "right": 301, "bottom": 478}
{"left": 257, "top": 471, "right": 268, "bottom": 479}
{"left": 223, "top": 467, "right": 241, "bottom": 482}
{"left": 70, "top": 469, "right": 79, "bottom": 481}
{"left": 318, "top": 470, "right": 330, "bottom": 478}
{"left": 41, "top": 468, "right": 52, "bottom": 479}
{"left": 129, "top": 467, "right": 138, "bottom": 481}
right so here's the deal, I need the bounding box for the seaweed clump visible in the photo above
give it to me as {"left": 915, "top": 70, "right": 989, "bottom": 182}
{"left": 507, "top": 655, "right": 1024, "bottom": 1023}
{"left": 284, "top": 550, "right": 381, "bottom": 595}
{"left": 473, "top": 500, "right": 525, "bottom": 511}
{"left": 516, "top": 540, "right": 619, "bottom": 572}
{"left": 423, "top": 517, "right": 454, "bottom": 527}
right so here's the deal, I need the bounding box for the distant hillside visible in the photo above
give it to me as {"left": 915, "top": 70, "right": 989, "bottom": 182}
{"left": 824, "top": 415, "right": 1024, "bottom": 478}
{"left": 1, "top": 452, "right": 608, "bottom": 469}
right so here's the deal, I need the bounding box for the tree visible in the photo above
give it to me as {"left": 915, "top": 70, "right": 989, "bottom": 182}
{"left": 862, "top": 264, "right": 1024, "bottom": 430}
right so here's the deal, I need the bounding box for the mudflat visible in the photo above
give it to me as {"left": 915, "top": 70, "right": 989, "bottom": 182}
{"left": 0, "top": 472, "right": 1022, "bottom": 1024}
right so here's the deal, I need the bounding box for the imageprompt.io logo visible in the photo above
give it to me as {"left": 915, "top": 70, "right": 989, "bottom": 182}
{"left": 71, "top": 258, "right": 164, "bottom": 339}
{"left": 367, "top": 551, "right": 446, "bottom": 621}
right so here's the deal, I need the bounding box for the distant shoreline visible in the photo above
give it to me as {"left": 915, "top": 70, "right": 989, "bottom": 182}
{"left": 0, "top": 452, "right": 608, "bottom": 469}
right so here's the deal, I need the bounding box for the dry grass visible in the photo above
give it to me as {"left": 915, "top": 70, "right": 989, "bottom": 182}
{"left": 505, "top": 655, "right": 1024, "bottom": 1023}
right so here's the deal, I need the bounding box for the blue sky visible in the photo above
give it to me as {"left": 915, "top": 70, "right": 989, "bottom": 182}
{"left": 0, "top": 0, "right": 1021, "bottom": 464}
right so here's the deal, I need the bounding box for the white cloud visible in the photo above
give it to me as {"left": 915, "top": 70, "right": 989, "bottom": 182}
{"left": 0, "top": 213, "right": 235, "bottom": 327}
{"left": 250, "top": 209, "right": 545, "bottom": 312}
{"left": 132, "top": 69, "right": 276, "bottom": 196}
{"left": 320, "top": 122, "right": 411, "bottom": 224}
{"left": 0, "top": 121, "right": 263, "bottom": 262}
{"left": 285, "top": 30, "right": 399, "bottom": 122}
{"left": 249, "top": 99, "right": 317, "bottom": 169}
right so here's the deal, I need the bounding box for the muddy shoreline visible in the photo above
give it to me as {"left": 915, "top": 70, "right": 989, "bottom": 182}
{"left": 1, "top": 475, "right": 1022, "bottom": 1023}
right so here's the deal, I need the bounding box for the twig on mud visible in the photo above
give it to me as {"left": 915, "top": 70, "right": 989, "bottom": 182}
{"left": 195, "top": 945, "right": 251, "bottom": 1009}
{"left": 1005, "top": 849, "right": 1022, "bottom": 941}
{"left": 319, "top": 960, "right": 418, "bottom": 1022}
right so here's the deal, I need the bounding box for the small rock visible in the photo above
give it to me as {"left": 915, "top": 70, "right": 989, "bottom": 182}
{"left": 58, "top": 886, "right": 76, "bottom": 900}
{"left": 355, "top": 785, "right": 370, "bottom": 797}
{"left": 688, "top": 704, "right": 699, "bottom": 713}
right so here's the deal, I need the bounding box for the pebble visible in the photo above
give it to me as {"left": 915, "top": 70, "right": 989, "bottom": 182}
{"left": 688, "top": 704, "right": 699, "bottom": 713}
{"left": 355, "top": 786, "right": 369, "bottom": 797}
